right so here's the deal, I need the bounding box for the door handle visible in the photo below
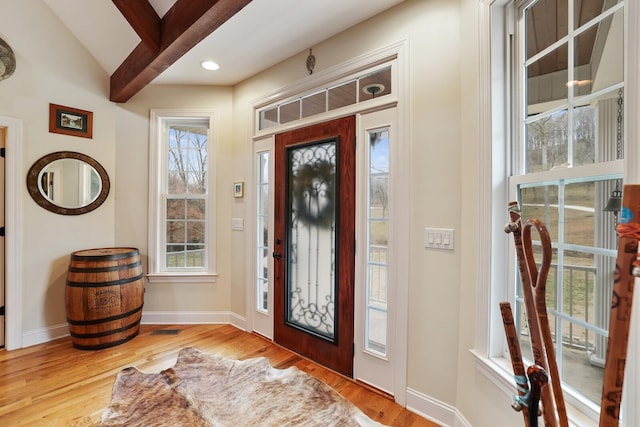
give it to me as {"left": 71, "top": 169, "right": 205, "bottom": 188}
{"left": 272, "top": 252, "right": 282, "bottom": 260}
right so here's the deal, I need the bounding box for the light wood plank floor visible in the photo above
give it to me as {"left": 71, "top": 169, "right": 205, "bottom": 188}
{"left": 0, "top": 324, "right": 439, "bottom": 426}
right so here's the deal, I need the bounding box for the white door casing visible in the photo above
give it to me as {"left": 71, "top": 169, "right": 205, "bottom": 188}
{"left": 246, "top": 41, "right": 409, "bottom": 404}
{"left": 0, "top": 116, "right": 23, "bottom": 350}
{"left": 247, "top": 106, "right": 408, "bottom": 399}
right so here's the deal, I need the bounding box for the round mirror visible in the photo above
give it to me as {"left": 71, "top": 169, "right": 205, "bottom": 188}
{"left": 27, "top": 151, "right": 110, "bottom": 215}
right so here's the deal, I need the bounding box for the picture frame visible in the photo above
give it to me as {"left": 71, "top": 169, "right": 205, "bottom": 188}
{"left": 49, "top": 103, "right": 93, "bottom": 139}
{"left": 233, "top": 181, "right": 244, "bottom": 198}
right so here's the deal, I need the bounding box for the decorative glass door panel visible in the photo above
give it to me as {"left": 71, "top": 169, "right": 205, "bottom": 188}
{"left": 286, "top": 140, "right": 337, "bottom": 341}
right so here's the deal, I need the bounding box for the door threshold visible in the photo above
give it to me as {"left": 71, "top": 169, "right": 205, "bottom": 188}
{"left": 355, "top": 379, "right": 394, "bottom": 401}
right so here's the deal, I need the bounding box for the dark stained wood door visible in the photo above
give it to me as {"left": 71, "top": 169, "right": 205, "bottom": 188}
{"left": 273, "top": 116, "right": 355, "bottom": 376}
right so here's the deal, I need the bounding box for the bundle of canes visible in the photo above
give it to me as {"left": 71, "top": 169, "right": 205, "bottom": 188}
{"left": 599, "top": 184, "right": 640, "bottom": 426}
{"left": 504, "top": 202, "right": 568, "bottom": 427}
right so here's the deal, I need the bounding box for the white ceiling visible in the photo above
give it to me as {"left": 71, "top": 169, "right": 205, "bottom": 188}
{"left": 43, "top": 0, "right": 404, "bottom": 86}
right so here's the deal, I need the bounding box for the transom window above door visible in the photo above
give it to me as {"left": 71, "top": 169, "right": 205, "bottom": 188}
{"left": 257, "top": 65, "right": 392, "bottom": 131}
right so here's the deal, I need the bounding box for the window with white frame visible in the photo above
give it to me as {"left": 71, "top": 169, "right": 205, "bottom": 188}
{"left": 365, "top": 127, "right": 390, "bottom": 356}
{"left": 505, "top": 0, "right": 624, "bottom": 417}
{"left": 148, "top": 110, "right": 216, "bottom": 282}
{"left": 256, "top": 149, "right": 270, "bottom": 312}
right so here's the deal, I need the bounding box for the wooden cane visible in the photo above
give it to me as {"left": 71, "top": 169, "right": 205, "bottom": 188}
{"left": 522, "top": 219, "right": 568, "bottom": 427}
{"left": 527, "top": 365, "right": 549, "bottom": 427}
{"left": 599, "top": 184, "right": 640, "bottom": 426}
{"left": 505, "top": 202, "right": 558, "bottom": 427}
{"left": 500, "top": 301, "right": 531, "bottom": 427}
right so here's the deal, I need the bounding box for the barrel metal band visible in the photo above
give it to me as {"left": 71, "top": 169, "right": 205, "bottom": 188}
{"left": 67, "top": 261, "right": 141, "bottom": 274}
{"left": 65, "top": 273, "right": 144, "bottom": 288}
{"left": 69, "top": 318, "right": 141, "bottom": 339}
{"left": 72, "top": 330, "right": 140, "bottom": 350}
{"left": 71, "top": 250, "right": 139, "bottom": 262}
{"left": 67, "top": 304, "right": 143, "bottom": 325}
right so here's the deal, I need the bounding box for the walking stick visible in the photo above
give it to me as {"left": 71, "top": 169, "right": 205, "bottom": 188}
{"left": 505, "top": 202, "right": 568, "bottom": 427}
{"left": 522, "top": 219, "right": 568, "bottom": 427}
{"left": 599, "top": 184, "right": 640, "bottom": 426}
{"left": 527, "top": 365, "right": 549, "bottom": 427}
{"left": 500, "top": 301, "right": 531, "bottom": 427}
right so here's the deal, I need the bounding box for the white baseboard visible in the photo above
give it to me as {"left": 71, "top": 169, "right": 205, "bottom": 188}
{"left": 141, "top": 311, "right": 247, "bottom": 330}
{"left": 406, "top": 388, "right": 472, "bottom": 427}
{"left": 20, "top": 311, "right": 248, "bottom": 348}
{"left": 22, "top": 323, "right": 69, "bottom": 347}
{"left": 228, "top": 312, "right": 248, "bottom": 331}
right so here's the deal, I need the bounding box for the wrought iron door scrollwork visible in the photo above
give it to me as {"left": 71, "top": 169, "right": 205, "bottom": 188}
{"left": 286, "top": 141, "right": 337, "bottom": 340}
{"left": 291, "top": 159, "right": 335, "bottom": 228}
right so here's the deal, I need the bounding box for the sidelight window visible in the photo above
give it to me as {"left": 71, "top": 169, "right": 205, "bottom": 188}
{"left": 256, "top": 150, "right": 270, "bottom": 312}
{"left": 365, "top": 127, "right": 390, "bottom": 356}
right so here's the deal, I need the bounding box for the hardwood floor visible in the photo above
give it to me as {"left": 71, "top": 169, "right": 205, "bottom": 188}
{"left": 0, "top": 324, "right": 439, "bottom": 426}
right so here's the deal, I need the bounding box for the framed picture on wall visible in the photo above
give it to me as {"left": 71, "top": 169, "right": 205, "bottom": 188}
{"left": 233, "top": 181, "right": 244, "bottom": 198}
{"left": 49, "top": 103, "right": 93, "bottom": 139}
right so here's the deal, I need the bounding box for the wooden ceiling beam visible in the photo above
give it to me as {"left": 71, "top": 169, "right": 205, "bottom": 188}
{"left": 112, "top": 0, "right": 161, "bottom": 52}
{"left": 110, "top": 0, "right": 252, "bottom": 103}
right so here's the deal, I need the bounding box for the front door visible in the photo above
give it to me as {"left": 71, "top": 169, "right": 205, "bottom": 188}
{"left": 273, "top": 116, "right": 355, "bottom": 377}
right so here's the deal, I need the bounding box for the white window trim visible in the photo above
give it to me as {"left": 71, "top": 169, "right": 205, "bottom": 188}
{"left": 147, "top": 109, "right": 217, "bottom": 284}
{"left": 475, "top": 0, "right": 640, "bottom": 425}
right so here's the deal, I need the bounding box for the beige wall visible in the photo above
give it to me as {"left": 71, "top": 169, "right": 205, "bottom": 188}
{"left": 0, "top": 1, "right": 116, "bottom": 335}
{"left": 0, "top": 0, "right": 535, "bottom": 425}
{"left": 113, "top": 85, "right": 235, "bottom": 313}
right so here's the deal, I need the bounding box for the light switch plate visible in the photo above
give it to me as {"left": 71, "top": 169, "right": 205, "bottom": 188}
{"left": 424, "top": 228, "right": 454, "bottom": 250}
{"left": 231, "top": 218, "right": 244, "bottom": 231}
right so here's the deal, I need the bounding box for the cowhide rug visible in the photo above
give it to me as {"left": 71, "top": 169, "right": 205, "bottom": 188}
{"left": 98, "top": 347, "right": 387, "bottom": 427}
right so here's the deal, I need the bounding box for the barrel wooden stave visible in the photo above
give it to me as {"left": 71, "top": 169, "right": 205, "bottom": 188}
{"left": 65, "top": 248, "right": 144, "bottom": 350}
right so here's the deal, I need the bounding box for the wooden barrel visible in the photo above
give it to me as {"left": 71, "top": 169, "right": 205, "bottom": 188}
{"left": 65, "top": 248, "right": 144, "bottom": 350}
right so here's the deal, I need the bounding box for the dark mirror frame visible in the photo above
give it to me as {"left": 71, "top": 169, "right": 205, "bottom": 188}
{"left": 26, "top": 151, "right": 110, "bottom": 215}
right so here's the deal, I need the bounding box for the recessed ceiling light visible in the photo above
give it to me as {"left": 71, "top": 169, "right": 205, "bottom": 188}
{"left": 201, "top": 60, "right": 220, "bottom": 71}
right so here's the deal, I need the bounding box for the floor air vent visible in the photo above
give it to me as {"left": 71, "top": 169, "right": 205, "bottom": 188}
{"left": 150, "top": 329, "right": 182, "bottom": 335}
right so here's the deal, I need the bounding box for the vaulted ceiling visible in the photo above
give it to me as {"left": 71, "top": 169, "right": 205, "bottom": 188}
{"left": 43, "top": 0, "right": 404, "bottom": 103}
